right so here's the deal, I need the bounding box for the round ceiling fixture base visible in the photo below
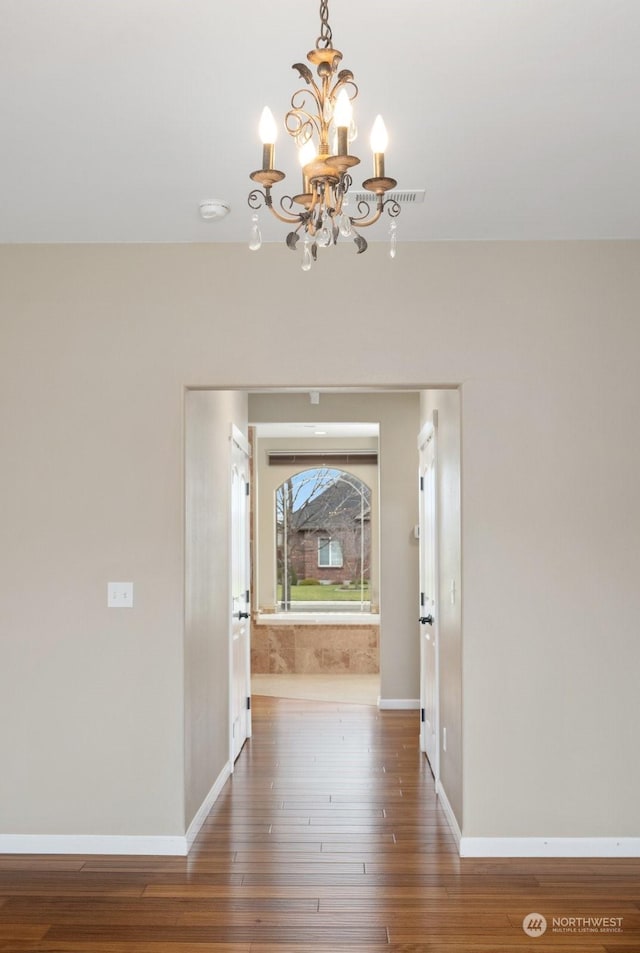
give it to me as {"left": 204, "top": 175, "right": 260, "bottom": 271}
{"left": 199, "top": 200, "right": 231, "bottom": 221}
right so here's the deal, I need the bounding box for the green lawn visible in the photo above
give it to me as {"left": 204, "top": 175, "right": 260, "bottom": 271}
{"left": 277, "top": 584, "right": 370, "bottom": 602}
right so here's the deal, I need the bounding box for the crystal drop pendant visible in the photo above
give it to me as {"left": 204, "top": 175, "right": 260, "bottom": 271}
{"left": 301, "top": 241, "right": 312, "bottom": 272}
{"left": 248, "top": 214, "right": 262, "bottom": 252}
{"left": 389, "top": 221, "right": 398, "bottom": 259}
{"left": 317, "top": 226, "right": 332, "bottom": 247}
{"left": 339, "top": 213, "right": 352, "bottom": 238}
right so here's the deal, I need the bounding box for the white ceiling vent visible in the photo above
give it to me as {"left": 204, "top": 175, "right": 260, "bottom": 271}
{"left": 349, "top": 189, "right": 425, "bottom": 205}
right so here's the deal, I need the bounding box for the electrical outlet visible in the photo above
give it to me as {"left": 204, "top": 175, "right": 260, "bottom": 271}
{"left": 107, "top": 582, "right": 134, "bottom": 608}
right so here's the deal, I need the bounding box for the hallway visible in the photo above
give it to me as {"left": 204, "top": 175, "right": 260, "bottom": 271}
{"left": 0, "top": 695, "right": 639, "bottom": 950}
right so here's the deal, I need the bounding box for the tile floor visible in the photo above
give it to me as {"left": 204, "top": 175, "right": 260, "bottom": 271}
{"left": 251, "top": 672, "right": 380, "bottom": 706}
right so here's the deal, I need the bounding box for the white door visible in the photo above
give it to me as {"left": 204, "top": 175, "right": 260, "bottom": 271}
{"left": 418, "top": 417, "right": 439, "bottom": 781}
{"left": 230, "top": 425, "right": 252, "bottom": 763}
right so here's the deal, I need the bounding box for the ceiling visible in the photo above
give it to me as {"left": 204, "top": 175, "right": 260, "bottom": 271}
{"left": 1, "top": 0, "right": 639, "bottom": 245}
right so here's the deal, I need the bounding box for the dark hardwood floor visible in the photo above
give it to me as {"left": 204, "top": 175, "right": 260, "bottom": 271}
{"left": 1, "top": 694, "right": 639, "bottom": 951}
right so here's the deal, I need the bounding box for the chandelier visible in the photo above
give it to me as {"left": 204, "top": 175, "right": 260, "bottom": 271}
{"left": 248, "top": 0, "right": 400, "bottom": 269}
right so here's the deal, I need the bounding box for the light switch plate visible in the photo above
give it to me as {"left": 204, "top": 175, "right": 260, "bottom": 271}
{"left": 108, "top": 582, "right": 134, "bottom": 608}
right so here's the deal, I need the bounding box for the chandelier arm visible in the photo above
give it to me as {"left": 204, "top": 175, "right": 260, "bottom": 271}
{"left": 347, "top": 197, "right": 374, "bottom": 222}
{"left": 248, "top": 188, "right": 267, "bottom": 211}
{"left": 278, "top": 195, "right": 312, "bottom": 223}
{"left": 351, "top": 195, "right": 388, "bottom": 228}
{"left": 352, "top": 209, "right": 383, "bottom": 228}
{"left": 384, "top": 197, "right": 402, "bottom": 219}
{"left": 265, "top": 202, "right": 304, "bottom": 226}
{"left": 348, "top": 194, "right": 400, "bottom": 228}
{"left": 250, "top": 187, "right": 302, "bottom": 225}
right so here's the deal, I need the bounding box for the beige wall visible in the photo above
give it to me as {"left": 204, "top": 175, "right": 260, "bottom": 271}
{"left": 1, "top": 241, "right": 639, "bottom": 840}
{"left": 184, "top": 390, "right": 247, "bottom": 828}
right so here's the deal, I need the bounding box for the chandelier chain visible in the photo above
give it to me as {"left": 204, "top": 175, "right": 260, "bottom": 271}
{"left": 316, "top": 0, "right": 333, "bottom": 49}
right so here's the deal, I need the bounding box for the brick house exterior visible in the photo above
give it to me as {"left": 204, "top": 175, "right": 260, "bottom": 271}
{"left": 287, "top": 476, "right": 371, "bottom": 584}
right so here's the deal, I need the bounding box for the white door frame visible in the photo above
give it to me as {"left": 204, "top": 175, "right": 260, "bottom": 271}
{"left": 229, "top": 424, "right": 252, "bottom": 768}
{"left": 418, "top": 411, "right": 440, "bottom": 784}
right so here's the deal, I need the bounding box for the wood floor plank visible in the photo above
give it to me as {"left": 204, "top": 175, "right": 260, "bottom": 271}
{"left": 1, "top": 944, "right": 251, "bottom": 953}
{"left": 0, "top": 886, "right": 145, "bottom": 898}
{"left": 0, "top": 859, "right": 86, "bottom": 872}
{"left": 43, "top": 924, "right": 389, "bottom": 944}
{"left": 0, "top": 925, "right": 50, "bottom": 941}
{"left": 0, "top": 898, "right": 322, "bottom": 928}
{"left": 0, "top": 696, "right": 638, "bottom": 951}
{"left": 142, "top": 883, "right": 449, "bottom": 900}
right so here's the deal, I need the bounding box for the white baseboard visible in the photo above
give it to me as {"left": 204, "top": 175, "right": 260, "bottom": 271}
{"left": 431, "top": 788, "right": 640, "bottom": 859}
{"left": 0, "top": 834, "right": 187, "bottom": 856}
{"left": 460, "top": 837, "right": 640, "bottom": 858}
{"left": 186, "top": 760, "right": 232, "bottom": 851}
{"left": 0, "top": 761, "right": 233, "bottom": 858}
{"left": 435, "top": 780, "right": 462, "bottom": 848}
{"left": 378, "top": 697, "right": 420, "bottom": 710}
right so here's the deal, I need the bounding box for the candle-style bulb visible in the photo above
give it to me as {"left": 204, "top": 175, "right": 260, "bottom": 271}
{"left": 334, "top": 90, "right": 352, "bottom": 129}
{"left": 370, "top": 115, "right": 388, "bottom": 153}
{"left": 298, "top": 140, "right": 317, "bottom": 166}
{"left": 259, "top": 107, "right": 278, "bottom": 144}
{"left": 334, "top": 90, "right": 352, "bottom": 157}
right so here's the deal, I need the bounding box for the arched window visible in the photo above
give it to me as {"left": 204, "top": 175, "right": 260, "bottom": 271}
{"left": 276, "top": 467, "right": 371, "bottom": 613}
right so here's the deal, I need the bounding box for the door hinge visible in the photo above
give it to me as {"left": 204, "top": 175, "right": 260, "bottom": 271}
{"left": 420, "top": 592, "right": 425, "bottom": 606}
{"left": 246, "top": 696, "right": 251, "bottom": 711}
{"left": 421, "top": 708, "right": 425, "bottom": 723}
{"left": 245, "top": 589, "right": 250, "bottom": 603}
{"left": 245, "top": 482, "right": 250, "bottom": 496}
{"left": 420, "top": 475, "right": 424, "bottom": 491}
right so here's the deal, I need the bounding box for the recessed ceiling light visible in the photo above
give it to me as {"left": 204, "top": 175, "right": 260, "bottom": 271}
{"left": 199, "top": 200, "right": 230, "bottom": 221}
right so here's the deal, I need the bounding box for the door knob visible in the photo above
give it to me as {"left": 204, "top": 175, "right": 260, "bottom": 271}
{"left": 238, "top": 611, "right": 250, "bottom": 620}
{"left": 419, "top": 615, "right": 434, "bottom": 626}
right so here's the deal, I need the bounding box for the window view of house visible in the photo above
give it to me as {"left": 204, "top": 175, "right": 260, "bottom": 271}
{"left": 276, "top": 467, "right": 371, "bottom": 612}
